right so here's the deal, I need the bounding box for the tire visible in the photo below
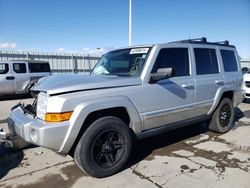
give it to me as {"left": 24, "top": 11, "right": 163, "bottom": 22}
{"left": 74, "top": 116, "right": 132, "bottom": 178}
{"left": 209, "top": 97, "right": 234, "bottom": 133}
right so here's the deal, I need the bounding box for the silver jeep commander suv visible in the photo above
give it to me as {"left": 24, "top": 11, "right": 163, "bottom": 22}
{"left": 4, "top": 37, "right": 245, "bottom": 178}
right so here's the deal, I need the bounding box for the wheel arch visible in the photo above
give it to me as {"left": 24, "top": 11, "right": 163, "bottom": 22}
{"left": 208, "top": 89, "right": 234, "bottom": 115}
{"left": 59, "top": 96, "right": 141, "bottom": 154}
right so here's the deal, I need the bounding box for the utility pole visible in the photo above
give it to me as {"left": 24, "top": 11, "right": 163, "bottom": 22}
{"left": 129, "top": 0, "right": 132, "bottom": 46}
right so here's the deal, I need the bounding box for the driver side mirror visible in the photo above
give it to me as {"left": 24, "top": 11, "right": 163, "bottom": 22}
{"left": 149, "top": 68, "right": 174, "bottom": 83}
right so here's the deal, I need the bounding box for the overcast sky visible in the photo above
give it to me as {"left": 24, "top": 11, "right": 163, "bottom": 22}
{"left": 0, "top": 0, "right": 249, "bottom": 58}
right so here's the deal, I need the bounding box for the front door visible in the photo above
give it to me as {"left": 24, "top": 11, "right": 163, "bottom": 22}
{"left": 0, "top": 63, "right": 14, "bottom": 94}
{"left": 141, "top": 47, "right": 195, "bottom": 130}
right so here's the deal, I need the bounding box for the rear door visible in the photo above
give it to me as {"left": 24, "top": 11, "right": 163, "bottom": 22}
{"left": 12, "top": 62, "right": 30, "bottom": 94}
{"left": 192, "top": 45, "right": 224, "bottom": 115}
{"left": 0, "top": 62, "right": 15, "bottom": 94}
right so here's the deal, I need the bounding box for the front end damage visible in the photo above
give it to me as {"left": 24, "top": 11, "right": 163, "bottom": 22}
{"left": 0, "top": 102, "right": 36, "bottom": 150}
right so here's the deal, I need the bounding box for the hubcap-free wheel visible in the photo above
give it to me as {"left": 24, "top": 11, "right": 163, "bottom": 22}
{"left": 74, "top": 116, "right": 132, "bottom": 178}
{"left": 209, "top": 97, "right": 234, "bottom": 133}
{"left": 219, "top": 104, "right": 231, "bottom": 127}
{"left": 92, "top": 130, "right": 125, "bottom": 168}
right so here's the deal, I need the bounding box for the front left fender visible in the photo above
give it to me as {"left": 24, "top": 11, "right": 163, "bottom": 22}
{"left": 58, "top": 96, "right": 141, "bottom": 154}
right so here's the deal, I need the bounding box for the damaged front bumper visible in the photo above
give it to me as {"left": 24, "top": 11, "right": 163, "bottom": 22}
{"left": 0, "top": 120, "right": 28, "bottom": 150}
{"left": 0, "top": 130, "right": 14, "bottom": 148}
{"left": 6, "top": 103, "right": 69, "bottom": 152}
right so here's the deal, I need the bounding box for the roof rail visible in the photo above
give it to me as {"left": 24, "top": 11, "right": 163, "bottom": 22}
{"left": 170, "top": 37, "right": 233, "bottom": 47}
{"left": 172, "top": 37, "right": 207, "bottom": 43}
{"left": 210, "top": 40, "right": 230, "bottom": 46}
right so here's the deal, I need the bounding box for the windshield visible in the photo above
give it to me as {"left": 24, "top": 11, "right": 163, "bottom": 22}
{"left": 91, "top": 47, "right": 151, "bottom": 77}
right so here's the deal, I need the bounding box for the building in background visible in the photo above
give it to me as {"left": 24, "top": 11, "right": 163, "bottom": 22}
{"left": 241, "top": 59, "right": 250, "bottom": 70}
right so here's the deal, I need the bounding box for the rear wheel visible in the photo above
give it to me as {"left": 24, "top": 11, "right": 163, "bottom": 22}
{"left": 74, "top": 116, "right": 132, "bottom": 178}
{"left": 209, "top": 97, "right": 234, "bottom": 133}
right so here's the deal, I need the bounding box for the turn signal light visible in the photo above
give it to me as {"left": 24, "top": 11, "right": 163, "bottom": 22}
{"left": 45, "top": 111, "right": 73, "bottom": 122}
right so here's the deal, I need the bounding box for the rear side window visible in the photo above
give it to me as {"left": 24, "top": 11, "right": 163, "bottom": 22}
{"left": 28, "top": 63, "right": 50, "bottom": 73}
{"left": 152, "top": 48, "right": 189, "bottom": 77}
{"left": 194, "top": 48, "right": 219, "bottom": 75}
{"left": 13, "top": 63, "right": 27, "bottom": 73}
{"left": 220, "top": 50, "right": 238, "bottom": 72}
{"left": 0, "top": 63, "right": 9, "bottom": 74}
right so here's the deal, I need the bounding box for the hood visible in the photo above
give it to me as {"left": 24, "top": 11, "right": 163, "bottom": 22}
{"left": 32, "top": 74, "right": 142, "bottom": 95}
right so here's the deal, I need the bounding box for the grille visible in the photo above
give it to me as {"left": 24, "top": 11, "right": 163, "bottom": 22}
{"left": 23, "top": 98, "right": 37, "bottom": 116}
{"left": 246, "top": 81, "right": 250, "bottom": 88}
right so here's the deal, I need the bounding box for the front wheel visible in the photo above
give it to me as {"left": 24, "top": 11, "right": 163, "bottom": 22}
{"left": 209, "top": 97, "right": 234, "bottom": 133}
{"left": 74, "top": 116, "right": 132, "bottom": 178}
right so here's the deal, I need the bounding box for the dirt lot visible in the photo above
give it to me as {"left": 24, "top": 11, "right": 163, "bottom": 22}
{"left": 0, "top": 95, "right": 250, "bottom": 188}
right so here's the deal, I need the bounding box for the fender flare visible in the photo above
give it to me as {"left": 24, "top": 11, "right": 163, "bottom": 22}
{"left": 59, "top": 96, "right": 141, "bottom": 153}
{"left": 207, "top": 86, "right": 234, "bottom": 115}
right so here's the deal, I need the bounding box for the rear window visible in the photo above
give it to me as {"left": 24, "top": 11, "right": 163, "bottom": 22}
{"left": 220, "top": 50, "right": 238, "bottom": 72}
{"left": 13, "top": 63, "right": 27, "bottom": 73}
{"left": 194, "top": 48, "right": 219, "bottom": 75}
{"left": 28, "top": 63, "right": 50, "bottom": 73}
{"left": 0, "top": 63, "right": 9, "bottom": 74}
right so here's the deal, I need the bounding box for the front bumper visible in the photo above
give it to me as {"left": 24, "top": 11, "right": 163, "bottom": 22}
{"left": 8, "top": 106, "right": 69, "bottom": 152}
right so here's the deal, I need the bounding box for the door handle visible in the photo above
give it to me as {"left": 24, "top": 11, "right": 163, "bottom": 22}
{"left": 181, "top": 83, "right": 194, "bottom": 89}
{"left": 215, "top": 80, "right": 224, "bottom": 85}
{"left": 6, "top": 76, "right": 15, "bottom": 80}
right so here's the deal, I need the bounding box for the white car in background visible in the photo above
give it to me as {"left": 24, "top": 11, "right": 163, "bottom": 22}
{"left": 0, "top": 60, "right": 51, "bottom": 95}
{"left": 243, "top": 70, "right": 250, "bottom": 99}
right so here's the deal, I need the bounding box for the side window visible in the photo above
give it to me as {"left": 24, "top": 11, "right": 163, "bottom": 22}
{"left": 220, "top": 50, "right": 238, "bottom": 72}
{"left": 194, "top": 48, "right": 219, "bottom": 75}
{"left": 152, "top": 48, "right": 190, "bottom": 77}
{"left": 0, "top": 63, "right": 9, "bottom": 74}
{"left": 13, "top": 63, "right": 27, "bottom": 73}
{"left": 28, "top": 63, "right": 50, "bottom": 73}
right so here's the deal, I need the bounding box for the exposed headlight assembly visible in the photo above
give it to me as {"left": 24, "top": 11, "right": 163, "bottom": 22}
{"left": 36, "top": 92, "right": 48, "bottom": 120}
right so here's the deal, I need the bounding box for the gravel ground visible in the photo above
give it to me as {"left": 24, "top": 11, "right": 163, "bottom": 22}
{"left": 0, "top": 96, "right": 250, "bottom": 188}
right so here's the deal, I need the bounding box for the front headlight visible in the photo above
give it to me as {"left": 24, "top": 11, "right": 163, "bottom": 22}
{"left": 37, "top": 92, "right": 48, "bottom": 120}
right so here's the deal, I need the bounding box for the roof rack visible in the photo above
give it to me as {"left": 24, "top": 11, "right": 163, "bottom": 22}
{"left": 172, "top": 37, "right": 207, "bottom": 43}
{"left": 210, "top": 40, "right": 230, "bottom": 46}
{"left": 171, "top": 37, "right": 233, "bottom": 47}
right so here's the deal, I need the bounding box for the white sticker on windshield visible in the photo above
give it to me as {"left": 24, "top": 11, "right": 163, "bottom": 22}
{"left": 130, "top": 48, "right": 149, "bottom": 54}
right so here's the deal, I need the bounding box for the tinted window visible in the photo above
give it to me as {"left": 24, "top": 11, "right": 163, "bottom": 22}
{"left": 194, "top": 48, "right": 219, "bottom": 75}
{"left": 0, "top": 63, "right": 9, "bottom": 74}
{"left": 152, "top": 48, "right": 189, "bottom": 77}
{"left": 220, "top": 50, "right": 238, "bottom": 72}
{"left": 28, "top": 63, "right": 50, "bottom": 73}
{"left": 13, "top": 63, "right": 27, "bottom": 73}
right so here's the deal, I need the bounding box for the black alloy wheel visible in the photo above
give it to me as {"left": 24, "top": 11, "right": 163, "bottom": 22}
{"left": 219, "top": 103, "right": 232, "bottom": 127}
{"left": 91, "top": 129, "right": 125, "bottom": 168}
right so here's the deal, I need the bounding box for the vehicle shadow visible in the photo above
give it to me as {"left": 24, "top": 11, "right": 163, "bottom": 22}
{"left": 234, "top": 107, "right": 245, "bottom": 122}
{"left": 0, "top": 145, "right": 24, "bottom": 180}
{"left": 128, "top": 122, "right": 209, "bottom": 169}
{"left": 127, "top": 107, "right": 246, "bottom": 170}
{"left": 0, "top": 94, "right": 32, "bottom": 101}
